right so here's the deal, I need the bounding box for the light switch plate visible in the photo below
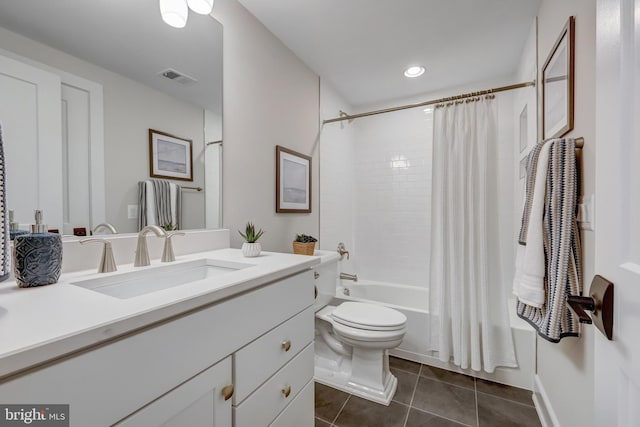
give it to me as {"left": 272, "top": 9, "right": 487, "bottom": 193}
{"left": 127, "top": 204, "right": 138, "bottom": 219}
{"left": 577, "top": 194, "right": 595, "bottom": 231}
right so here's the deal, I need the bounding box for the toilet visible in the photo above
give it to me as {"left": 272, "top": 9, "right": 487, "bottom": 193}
{"left": 313, "top": 251, "right": 407, "bottom": 405}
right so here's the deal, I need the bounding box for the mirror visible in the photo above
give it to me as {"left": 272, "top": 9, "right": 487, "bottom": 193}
{"left": 0, "top": 0, "right": 222, "bottom": 234}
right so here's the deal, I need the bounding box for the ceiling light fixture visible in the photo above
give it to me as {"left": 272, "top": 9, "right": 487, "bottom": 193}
{"left": 160, "top": 0, "right": 188, "bottom": 28}
{"left": 187, "top": 0, "right": 214, "bottom": 15}
{"left": 160, "top": 0, "right": 214, "bottom": 28}
{"left": 404, "top": 66, "right": 425, "bottom": 78}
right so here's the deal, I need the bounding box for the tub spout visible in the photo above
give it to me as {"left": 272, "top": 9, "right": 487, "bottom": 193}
{"left": 340, "top": 272, "right": 358, "bottom": 282}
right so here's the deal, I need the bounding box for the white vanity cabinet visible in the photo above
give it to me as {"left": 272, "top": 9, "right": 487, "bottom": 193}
{"left": 0, "top": 269, "right": 315, "bottom": 427}
{"left": 115, "top": 356, "right": 233, "bottom": 427}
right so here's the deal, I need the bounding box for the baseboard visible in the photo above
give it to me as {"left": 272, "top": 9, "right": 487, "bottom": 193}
{"left": 533, "top": 374, "right": 560, "bottom": 427}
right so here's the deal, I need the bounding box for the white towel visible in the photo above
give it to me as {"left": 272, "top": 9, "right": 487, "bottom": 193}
{"left": 513, "top": 141, "right": 552, "bottom": 307}
{"left": 145, "top": 181, "right": 157, "bottom": 226}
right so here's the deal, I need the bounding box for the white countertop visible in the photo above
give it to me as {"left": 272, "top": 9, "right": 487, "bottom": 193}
{"left": 0, "top": 248, "right": 320, "bottom": 380}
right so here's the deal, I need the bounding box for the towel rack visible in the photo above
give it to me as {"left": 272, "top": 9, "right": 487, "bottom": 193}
{"left": 182, "top": 186, "right": 203, "bottom": 192}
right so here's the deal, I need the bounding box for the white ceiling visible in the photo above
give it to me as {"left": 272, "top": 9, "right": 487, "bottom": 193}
{"left": 238, "top": 0, "right": 540, "bottom": 107}
{"left": 0, "top": 0, "right": 223, "bottom": 112}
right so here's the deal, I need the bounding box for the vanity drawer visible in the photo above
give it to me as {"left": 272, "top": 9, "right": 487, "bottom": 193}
{"left": 269, "top": 379, "right": 314, "bottom": 427}
{"left": 233, "top": 343, "right": 314, "bottom": 427}
{"left": 234, "top": 305, "right": 314, "bottom": 404}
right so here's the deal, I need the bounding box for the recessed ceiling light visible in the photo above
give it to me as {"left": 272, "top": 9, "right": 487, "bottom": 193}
{"left": 404, "top": 66, "right": 425, "bottom": 78}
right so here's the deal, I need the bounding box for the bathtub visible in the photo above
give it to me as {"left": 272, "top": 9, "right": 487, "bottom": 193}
{"left": 333, "top": 279, "right": 535, "bottom": 390}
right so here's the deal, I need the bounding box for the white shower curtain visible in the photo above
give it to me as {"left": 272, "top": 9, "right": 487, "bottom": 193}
{"left": 428, "top": 97, "right": 517, "bottom": 373}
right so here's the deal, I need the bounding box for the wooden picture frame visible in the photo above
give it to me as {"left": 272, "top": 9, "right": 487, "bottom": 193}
{"left": 542, "top": 16, "right": 575, "bottom": 139}
{"left": 149, "top": 129, "right": 193, "bottom": 181}
{"left": 276, "top": 145, "right": 311, "bottom": 213}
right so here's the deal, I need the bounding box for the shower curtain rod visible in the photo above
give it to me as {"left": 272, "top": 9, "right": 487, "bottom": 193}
{"left": 323, "top": 81, "right": 536, "bottom": 124}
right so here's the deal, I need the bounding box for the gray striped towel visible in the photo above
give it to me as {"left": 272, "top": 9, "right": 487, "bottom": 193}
{"left": 151, "top": 179, "right": 172, "bottom": 228}
{"left": 0, "top": 123, "right": 8, "bottom": 282}
{"left": 137, "top": 179, "right": 182, "bottom": 231}
{"left": 517, "top": 138, "right": 583, "bottom": 342}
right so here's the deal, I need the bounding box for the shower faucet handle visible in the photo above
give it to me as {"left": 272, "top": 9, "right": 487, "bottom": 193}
{"left": 337, "top": 242, "right": 350, "bottom": 260}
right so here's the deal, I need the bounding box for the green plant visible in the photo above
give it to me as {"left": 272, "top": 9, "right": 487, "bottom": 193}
{"left": 294, "top": 234, "right": 317, "bottom": 243}
{"left": 239, "top": 222, "right": 265, "bottom": 243}
{"left": 161, "top": 223, "right": 177, "bottom": 231}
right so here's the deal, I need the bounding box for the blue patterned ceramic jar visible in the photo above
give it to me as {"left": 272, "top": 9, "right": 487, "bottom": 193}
{"left": 12, "top": 233, "right": 62, "bottom": 288}
{"left": 9, "top": 230, "right": 28, "bottom": 241}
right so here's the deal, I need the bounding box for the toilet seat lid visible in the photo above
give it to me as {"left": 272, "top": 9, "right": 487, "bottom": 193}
{"left": 331, "top": 302, "right": 407, "bottom": 331}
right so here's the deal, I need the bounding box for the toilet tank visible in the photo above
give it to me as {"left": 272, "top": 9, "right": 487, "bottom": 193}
{"left": 313, "top": 251, "right": 340, "bottom": 310}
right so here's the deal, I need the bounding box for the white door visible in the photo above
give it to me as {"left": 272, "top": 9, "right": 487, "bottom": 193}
{"left": 0, "top": 53, "right": 63, "bottom": 230}
{"left": 58, "top": 71, "right": 105, "bottom": 235}
{"left": 594, "top": 0, "right": 640, "bottom": 425}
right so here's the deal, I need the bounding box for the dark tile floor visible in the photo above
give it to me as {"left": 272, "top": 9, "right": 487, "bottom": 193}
{"left": 315, "top": 356, "right": 543, "bottom": 427}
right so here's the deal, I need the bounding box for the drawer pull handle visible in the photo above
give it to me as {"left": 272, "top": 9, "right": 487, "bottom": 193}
{"left": 314, "top": 271, "right": 320, "bottom": 279}
{"left": 281, "top": 340, "right": 292, "bottom": 352}
{"left": 221, "top": 384, "right": 234, "bottom": 401}
{"left": 282, "top": 385, "right": 292, "bottom": 398}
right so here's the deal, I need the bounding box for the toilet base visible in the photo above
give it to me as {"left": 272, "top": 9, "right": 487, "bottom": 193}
{"left": 314, "top": 352, "right": 398, "bottom": 406}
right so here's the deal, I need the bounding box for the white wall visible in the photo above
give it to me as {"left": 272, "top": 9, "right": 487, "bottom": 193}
{"left": 319, "top": 81, "right": 356, "bottom": 268}
{"left": 0, "top": 26, "right": 206, "bottom": 233}
{"left": 527, "top": 2, "right": 596, "bottom": 427}
{"left": 513, "top": 22, "right": 538, "bottom": 250}
{"left": 212, "top": 0, "right": 320, "bottom": 253}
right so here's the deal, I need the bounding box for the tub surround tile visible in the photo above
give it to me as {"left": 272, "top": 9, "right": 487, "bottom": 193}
{"left": 476, "top": 378, "right": 534, "bottom": 406}
{"left": 315, "top": 382, "right": 350, "bottom": 423}
{"left": 412, "top": 377, "right": 477, "bottom": 426}
{"left": 390, "top": 368, "right": 419, "bottom": 405}
{"left": 390, "top": 356, "right": 421, "bottom": 374}
{"left": 333, "top": 396, "right": 409, "bottom": 427}
{"left": 477, "top": 392, "right": 542, "bottom": 427}
{"left": 419, "top": 365, "right": 476, "bottom": 390}
{"left": 405, "top": 408, "right": 470, "bottom": 427}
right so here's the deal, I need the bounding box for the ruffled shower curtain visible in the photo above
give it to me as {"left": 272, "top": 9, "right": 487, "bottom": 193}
{"left": 428, "top": 97, "right": 517, "bottom": 373}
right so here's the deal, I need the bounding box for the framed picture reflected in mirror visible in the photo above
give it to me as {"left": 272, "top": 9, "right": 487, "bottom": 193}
{"left": 149, "top": 129, "right": 193, "bottom": 181}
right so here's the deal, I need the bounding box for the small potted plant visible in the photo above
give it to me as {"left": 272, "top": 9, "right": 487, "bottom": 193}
{"left": 239, "top": 222, "right": 265, "bottom": 257}
{"left": 293, "top": 234, "right": 317, "bottom": 255}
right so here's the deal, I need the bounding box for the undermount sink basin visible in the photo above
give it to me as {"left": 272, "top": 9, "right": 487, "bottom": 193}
{"left": 70, "top": 258, "right": 254, "bottom": 299}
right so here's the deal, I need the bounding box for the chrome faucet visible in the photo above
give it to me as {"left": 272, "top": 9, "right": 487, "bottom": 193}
{"left": 162, "top": 231, "right": 185, "bottom": 263}
{"left": 93, "top": 223, "right": 118, "bottom": 235}
{"left": 337, "top": 242, "right": 350, "bottom": 260}
{"left": 340, "top": 272, "right": 358, "bottom": 282}
{"left": 134, "top": 225, "right": 166, "bottom": 267}
{"left": 80, "top": 238, "right": 117, "bottom": 273}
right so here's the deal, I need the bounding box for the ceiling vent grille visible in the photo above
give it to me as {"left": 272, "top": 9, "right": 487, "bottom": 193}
{"left": 158, "top": 68, "right": 197, "bottom": 85}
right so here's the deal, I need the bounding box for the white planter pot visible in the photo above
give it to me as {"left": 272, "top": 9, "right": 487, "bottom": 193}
{"left": 242, "top": 242, "right": 262, "bottom": 257}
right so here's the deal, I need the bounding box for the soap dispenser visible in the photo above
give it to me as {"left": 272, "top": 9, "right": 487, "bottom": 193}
{"left": 12, "top": 210, "right": 62, "bottom": 288}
